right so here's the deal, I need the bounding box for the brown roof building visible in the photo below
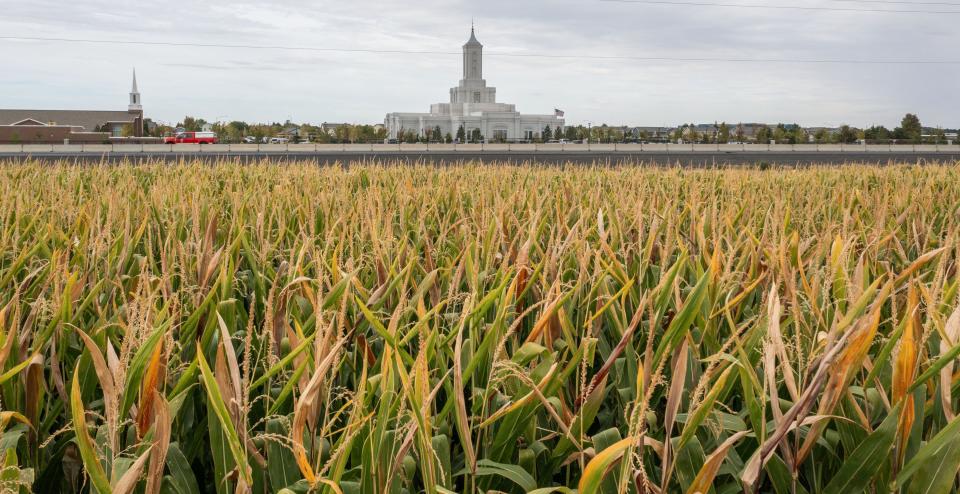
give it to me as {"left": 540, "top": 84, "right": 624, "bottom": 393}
{"left": 0, "top": 70, "right": 145, "bottom": 144}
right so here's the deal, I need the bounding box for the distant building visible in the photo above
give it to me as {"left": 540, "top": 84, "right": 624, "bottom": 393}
{"left": 385, "top": 26, "right": 564, "bottom": 141}
{"left": 320, "top": 122, "right": 348, "bottom": 137}
{"left": 0, "top": 70, "right": 145, "bottom": 144}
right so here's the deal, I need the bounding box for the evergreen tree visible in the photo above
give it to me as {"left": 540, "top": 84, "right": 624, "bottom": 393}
{"left": 456, "top": 125, "right": 466, "bottom": 143}
{"left": 542, "top": 126, "right": 553, "bottom": 141}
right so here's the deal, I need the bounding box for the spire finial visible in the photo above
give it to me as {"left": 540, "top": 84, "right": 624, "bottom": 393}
{"left": 131, "top": 67, "right": 138, "bottom": 93}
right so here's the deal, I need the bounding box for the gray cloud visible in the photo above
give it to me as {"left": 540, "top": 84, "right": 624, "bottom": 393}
{"left": 0, "top": 0, "right": 957, "bottom": 128}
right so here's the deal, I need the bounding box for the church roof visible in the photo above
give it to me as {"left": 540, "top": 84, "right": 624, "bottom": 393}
{"left": 463, "top": 26, "right": 482, "bottom": 48}
{"left": 0, "top": 110, "right": 137, "bottom": 131}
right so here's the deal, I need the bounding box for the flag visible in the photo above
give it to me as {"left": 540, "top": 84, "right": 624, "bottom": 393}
{"left": 554, "top": 109, "right": 565, "bottom": 118}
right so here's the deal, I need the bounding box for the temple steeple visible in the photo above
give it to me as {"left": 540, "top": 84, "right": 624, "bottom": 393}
{"left": 128, "top": 68, "right": 142, "bottom": 111}
{"left": 463, "top": 25, "right": 483, "bottom": 81}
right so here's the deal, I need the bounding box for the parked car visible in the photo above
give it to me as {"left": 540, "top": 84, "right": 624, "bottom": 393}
{"left": 269, "top": 137, "right": 289, "bottom": 144}
{"left": 242, "top": 136, "right": 257, "bottom": 144}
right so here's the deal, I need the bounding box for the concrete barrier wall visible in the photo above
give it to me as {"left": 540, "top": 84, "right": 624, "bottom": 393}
{"left": 1, "top": 143, "right": 956, "bottom": 156}
{"left": 175, "top": 144, "right": 202, "bottom": 153}
{"left": 199, "top": 144, "right": 230, "bottom": 153}
{"left": 479, "top": 144, "right": 507, "bottom": 151}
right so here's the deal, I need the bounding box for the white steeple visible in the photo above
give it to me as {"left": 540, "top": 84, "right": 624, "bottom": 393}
{"left": 463, "top": 23, "right": 483, "bottom": 81}
{"left": 129, "top": 68, "right": 142, "bottom": 111}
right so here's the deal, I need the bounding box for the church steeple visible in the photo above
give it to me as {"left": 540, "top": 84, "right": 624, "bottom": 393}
{"left": 128, "top": 68, "right": 142, "bottom": 111}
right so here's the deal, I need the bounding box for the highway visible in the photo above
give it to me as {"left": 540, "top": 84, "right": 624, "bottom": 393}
{"left": 2, "top": 150, "right": 958, "bottom": 165}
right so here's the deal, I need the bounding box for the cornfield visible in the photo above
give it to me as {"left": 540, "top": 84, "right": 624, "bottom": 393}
{"left": 1, "top": 160, "right": 960, "bottom": 494}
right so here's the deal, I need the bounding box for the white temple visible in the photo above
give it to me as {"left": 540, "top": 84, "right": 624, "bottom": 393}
{"left": 385, "top": 26, "right": 565, "bottom": 142}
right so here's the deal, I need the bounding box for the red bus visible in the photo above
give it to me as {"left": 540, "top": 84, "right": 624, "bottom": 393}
{"left": 164, "top": 131, "right": 218, "bottom": 144}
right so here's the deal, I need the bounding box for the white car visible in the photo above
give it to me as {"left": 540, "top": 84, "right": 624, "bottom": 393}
{"left": 242, "top": 136, "right": 257, "bottom": 144}
{"left": 269, "top": 137, "right": 289, "bottom": 144}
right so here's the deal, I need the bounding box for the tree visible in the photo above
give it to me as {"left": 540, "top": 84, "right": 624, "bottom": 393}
{"left": 431, "top": 126, "right": 443, "bottom": 142}
{"left": 470, "top": 128, "right": 482, "bottom": 143}
{"left": 933, "top": 127, "right": 946, "bottom": 144}
{"left": 565, "top": 127, "right": 577, "bottom": 141}
{"left": 456, "top": 125, "right": 466, "bottom": 143}
{"left": 838, "top": 125, "right": 858, "bottom": 144}
{"left": 444, "top": 133, "right": 453, "bottom": 143}
{"left": 755, "top": 126, "right": 772, "bottom": 144}
{"left": 898, "top": 113, "right": 922, "bottom": 143}
{"left": 671, "top": 127, "right": 684, "bottom": 143}
{"left": 735, "top": 123, "right": 745, "bottom": 143}
{"left": 863, "top": 125, "right": 890, "bottom": 141}
{"left": 555, "top": 126, "right": 563, "bottom": 140}
{"left": 542, "top": 126, "right": 553, "bottom": 141}
{"left": 179, "top": 116, "right": 204, "bottom": 132}
{"left": 773, "top": 124, "right": 788, "bottom": 144}
{"left": 718, "top": 122, "right": 730, "bottom": 144}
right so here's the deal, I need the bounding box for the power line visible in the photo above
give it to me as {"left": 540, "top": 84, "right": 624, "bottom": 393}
{"left": 599, "top": 0, "right": 960, "bottom": 13}
{"left": 1, "top": 35, "right": 958, "bottom": 65}
{"left": 831, "top": 0, "right": 960, "bottom": 5}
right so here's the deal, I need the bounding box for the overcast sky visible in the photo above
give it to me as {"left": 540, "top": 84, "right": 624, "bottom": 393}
{"left": 1, "top": 0, "right": 957, "bottom": 128}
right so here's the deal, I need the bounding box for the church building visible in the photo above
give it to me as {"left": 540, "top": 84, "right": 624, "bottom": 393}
{"left": 0, "top": 70, "right": 145, "bottom": 144}
{"left": 385, "top": 27, "right": 564, "bottom": 142}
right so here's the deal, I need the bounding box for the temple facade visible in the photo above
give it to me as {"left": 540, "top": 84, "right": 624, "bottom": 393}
{"left": 385, "top": 27, "right": 564, "bottom": 142}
